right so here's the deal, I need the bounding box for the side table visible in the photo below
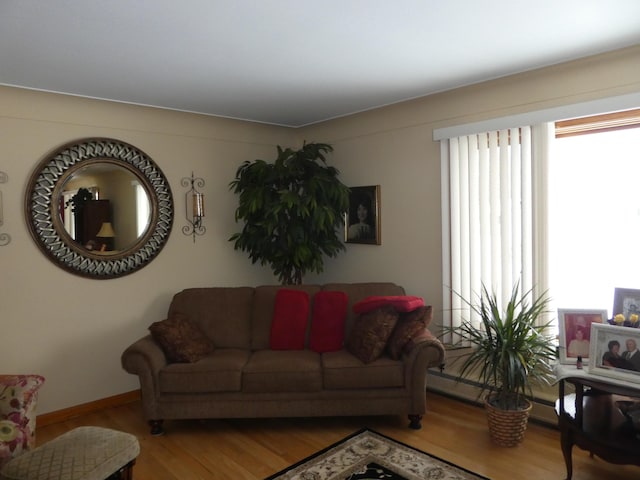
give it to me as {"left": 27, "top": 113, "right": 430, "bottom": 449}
{"left": 555, "top": 365, "right": 640, "bottom": 480}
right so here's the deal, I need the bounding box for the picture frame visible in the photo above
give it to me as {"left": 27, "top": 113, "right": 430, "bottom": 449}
{"left": 557, "top": 308, "right": 606, "bottom": 364}
{"left": 344, "top": 185, "right": 381, "bottom": 245}
{"left": 588, "top": 323, "right": 640, "bottom": 385}
{"left": 612, "top": 287, "right": 640, "bottom": 320}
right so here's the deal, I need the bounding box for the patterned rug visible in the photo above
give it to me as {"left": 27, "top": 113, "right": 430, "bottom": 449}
{"left": 265, "top": 428, "right": 490, "bottom": 480}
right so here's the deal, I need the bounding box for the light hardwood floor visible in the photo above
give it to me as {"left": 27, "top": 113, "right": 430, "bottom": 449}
{"left": 35, "top": 391, "right": 638, "bottom": 480}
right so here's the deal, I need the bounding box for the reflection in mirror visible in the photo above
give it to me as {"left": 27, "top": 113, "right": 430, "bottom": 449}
{"left": 59, "top": 164, "right": 151, "bottom": 253}
{"left": 25, "top": 138, "right": 173, "bottom": 279}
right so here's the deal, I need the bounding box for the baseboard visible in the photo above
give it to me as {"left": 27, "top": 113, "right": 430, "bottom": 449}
{"left": 37, "top": 390, "right": 141, "bottom": 427}
{"left": 36, "top": 378, "right": 560, "bottom": 429}
{"left": 427, "top": 368, "right": 560, "bottom": 427}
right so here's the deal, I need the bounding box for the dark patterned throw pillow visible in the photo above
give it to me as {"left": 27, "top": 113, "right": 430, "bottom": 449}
{"left": 386, "top": 305, "right": 433, "bottom": 360}
{"left": 149, "top": 312, "right": 214, "bottom": 363}
{"left": 346, "top": 306, "right": 399, "bottom": 364}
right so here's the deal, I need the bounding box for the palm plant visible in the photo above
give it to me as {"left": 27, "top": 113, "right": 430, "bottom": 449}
{"left": 446, "top": 283, "right": 557, "bottom": 411}
{"left": 229, "top": 142, "right": 350, "bottom": 285}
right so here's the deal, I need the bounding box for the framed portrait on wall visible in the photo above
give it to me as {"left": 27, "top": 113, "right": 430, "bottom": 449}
{"left": 344, "top": 185, "right": 381, "bottom": 245}
{"left": 557, "top": 308, "right": 606, "bottom": 364}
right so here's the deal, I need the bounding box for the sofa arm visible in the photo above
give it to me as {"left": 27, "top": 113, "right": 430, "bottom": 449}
{"left": 402, "top": 328, "right": 446, "bottom": 415}
{"left": 405, "top": 329, "right": 446, "bottom": 366}
{"left": 121, "top": 335, "right": 167, "bottom": 375}
{"left": 121, "top": 335, "right": 167, "bottom": 421}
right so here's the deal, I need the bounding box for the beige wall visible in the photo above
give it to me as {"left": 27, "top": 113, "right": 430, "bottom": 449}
{"left": 304, "top": 44, "right": 640, "bottom": 313}
{"left": 1, "top": 45, "right": 639, "bottom": 415}
{"left": 1, "top": 88, "right": 293, "bottom": 413}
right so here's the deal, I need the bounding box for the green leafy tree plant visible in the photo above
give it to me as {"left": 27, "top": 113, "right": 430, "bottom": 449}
{"left": 229, "top": 142, "right": 350, "bottom": 285}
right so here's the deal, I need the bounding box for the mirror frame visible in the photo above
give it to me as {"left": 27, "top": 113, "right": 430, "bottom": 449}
{"left": 25, "top": 138, "right": 174, "bottom": 279}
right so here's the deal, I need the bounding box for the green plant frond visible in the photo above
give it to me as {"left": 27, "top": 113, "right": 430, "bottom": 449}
{"left": 443, "top": 283, "right": 557, "bottom": 409}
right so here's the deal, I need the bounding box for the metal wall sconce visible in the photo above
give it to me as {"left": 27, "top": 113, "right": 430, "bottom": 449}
{"left": 181, "top": 172, "right": 205, "bottom": 242}
{"left": 0, "top": 171, "right": 10, "bottom": 246}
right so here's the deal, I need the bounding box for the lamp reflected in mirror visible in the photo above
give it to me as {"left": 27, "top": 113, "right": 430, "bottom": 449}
{"left": 96, "top": 222, "right": 116, "bottom": 252}
{"left": 182, "top": 172, "right": 205, "bottom": 242}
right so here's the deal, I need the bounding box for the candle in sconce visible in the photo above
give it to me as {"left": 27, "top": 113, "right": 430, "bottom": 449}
{"left": 192, "top": 192, "right": 204, "bottom": 218}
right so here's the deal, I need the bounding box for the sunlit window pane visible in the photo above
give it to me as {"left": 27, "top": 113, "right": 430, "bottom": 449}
{"left": 549, "top": 127, "right": 640, "bottom": 318}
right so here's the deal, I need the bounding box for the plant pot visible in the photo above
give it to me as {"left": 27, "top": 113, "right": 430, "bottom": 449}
{"left": 485, "top": 396, "right": 532, "bottom": 447}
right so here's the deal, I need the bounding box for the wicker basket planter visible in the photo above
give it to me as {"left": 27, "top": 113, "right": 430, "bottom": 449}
{"left": 485, "top": 396, "right": 532, "bottom": 447}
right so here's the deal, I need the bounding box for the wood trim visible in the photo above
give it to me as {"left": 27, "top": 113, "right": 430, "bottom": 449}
{"left": 555, "top": 108, "right": 640, "bottom": 138}
{"left": 37, "top": 390, "right": 141, "bottom": 427}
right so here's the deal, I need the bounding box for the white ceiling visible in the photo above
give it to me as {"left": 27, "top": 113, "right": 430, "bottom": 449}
{"left": 2, "top": 1, "right": 640, "bottom": 127}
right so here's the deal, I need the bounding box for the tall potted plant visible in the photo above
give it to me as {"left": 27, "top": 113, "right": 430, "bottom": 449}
{"left": 229, "top": 142, "right": 350, "bottom": 285}
{"left": 445, "top": 283, "right": 556, "bottom": 447}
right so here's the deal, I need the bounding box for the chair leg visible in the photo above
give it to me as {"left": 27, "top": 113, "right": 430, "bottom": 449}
{"left": 408, "top": 414, "right": 422, "bottom": 429}
{"left": 149, "top": 419, "right": 164, "bottom": 436}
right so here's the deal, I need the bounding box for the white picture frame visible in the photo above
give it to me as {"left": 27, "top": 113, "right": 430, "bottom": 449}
{"left": 557, "top": 308, "right": 606, "bottom": 364}
{"left": 588, "top": 323, "right": 640, "bottom": 385}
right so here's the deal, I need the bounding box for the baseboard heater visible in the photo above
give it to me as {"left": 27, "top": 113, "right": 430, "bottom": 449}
{"left": 427, "top": 367, "right": 560, "bottom": 427}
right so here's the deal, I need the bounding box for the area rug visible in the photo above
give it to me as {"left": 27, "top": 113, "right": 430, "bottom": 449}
{"left": 265, "top": 428, "right": 490, "bottom": 480}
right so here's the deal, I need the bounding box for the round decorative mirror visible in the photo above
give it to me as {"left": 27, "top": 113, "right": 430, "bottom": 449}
{"left": 25, "top": 138, "right": 174, "bottom": 278}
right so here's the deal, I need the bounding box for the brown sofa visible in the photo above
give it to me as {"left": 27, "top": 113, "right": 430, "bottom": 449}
{"left": 121, "top": 283, "right": 445, "bottom": 435}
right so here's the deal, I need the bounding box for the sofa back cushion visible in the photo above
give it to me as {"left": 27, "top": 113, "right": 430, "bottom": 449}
{"left": 251, "top": 285, "right": 321, "bottom": 350}
{"left": 321, "top": 283, "right": 405, "bottom": 336}
{"left": 168, "top": 287, "right": 254, "bottom": 349}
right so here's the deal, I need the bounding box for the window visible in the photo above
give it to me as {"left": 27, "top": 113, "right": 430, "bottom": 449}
{"left": 135, "top": 183, "right": 150, "bottom": 237}
{"left": 549, "top": 115, "right": 640, "bottom": 317}
{"left": 441, "top": 125, "right": 551, "bottom": 340}
{"left": 441, "top": 108, "right": 640, "bottom": 339}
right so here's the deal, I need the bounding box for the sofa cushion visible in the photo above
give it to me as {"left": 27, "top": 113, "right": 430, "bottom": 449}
{"left": 387, "top": 305, "right": 433, "bottom": 360}
{"left": 159, "top": 349, "right": 249, "bottom": 393}
{"left": 309, "top": 291, "right": 349, "bottom": 353}
{"left": 345, "top": 306, "right": 399, "bottom": 364}
{"left": 168, "top": 287, "right": 255, "bottom": 349}
{"left": 251, "top": 285, "right": 321, "bottom": 350}
{"left": 322, "top": 350, "right": 404, "bottom": 389}
{"left": 149, "top": 313, "right": 214, "bottom": 363}
{"left": 242, "top": 350, "right": 322, "bottom": 393}
{"left": 353, "top": 295, "right": 425, "bottom": 314}
{"left": 270, "top": 289, "right": 310, "bottom": 350}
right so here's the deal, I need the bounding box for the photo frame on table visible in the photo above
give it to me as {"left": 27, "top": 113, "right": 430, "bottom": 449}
{"left": 344, "top": 185, "right": 381, "bottom": 245}
{"left": 557, "top": 308, "right": 606, "bottom": 364}
{"left": 588, "top": 323, "right": 640, "bottom": 385}
{"left": 612, "top": 287, "right": 640, "bottom": 320}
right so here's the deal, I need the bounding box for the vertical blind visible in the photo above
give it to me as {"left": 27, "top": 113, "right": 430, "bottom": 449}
{"left": 442, "top": 125, "right": 552, "bottom": 342}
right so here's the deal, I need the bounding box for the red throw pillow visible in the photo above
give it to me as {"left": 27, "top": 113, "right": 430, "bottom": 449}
{"left": 270, "top": 289, "right": 310, "bottom": 350}
{"left": 352, "top": 295, "right": 425, "bottom": 314}
{"left": 309, "top": 291, "right": 349, "bottom": 353}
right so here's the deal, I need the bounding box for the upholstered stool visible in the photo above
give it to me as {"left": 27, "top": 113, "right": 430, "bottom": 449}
{"left": 0, "top": 426, "right": 140, "bottom": 480}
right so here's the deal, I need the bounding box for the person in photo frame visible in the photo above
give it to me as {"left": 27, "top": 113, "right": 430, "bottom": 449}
{"left": 567, "top": 326, "right": 590, "bottom": 358}
{"left": 347, "top": 194, "right": 375, "bottom": 242}
{"left": 602, "top": 340, "right": 634, "bottom": 370}
{"left": 622, "top": 338, "right": 640, "bottom": 371}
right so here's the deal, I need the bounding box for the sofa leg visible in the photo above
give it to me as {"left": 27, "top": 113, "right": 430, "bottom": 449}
{"left": 149, "top": 419, "right": 164, "bottom": 436}
{"left": 408, "top": 414, "right": 422, "bottom": 430}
